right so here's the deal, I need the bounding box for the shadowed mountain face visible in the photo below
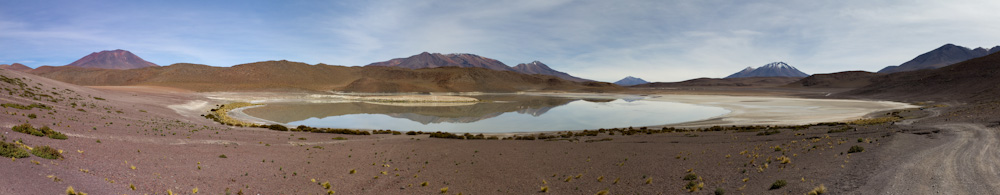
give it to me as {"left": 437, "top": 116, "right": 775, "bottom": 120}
{"left": 66, "top": 49, "right": 159, "bottom": 69}
{"left": 366, "top": 52, "right": 515, "bottom": 71}
{"left": 787, "top": 71, "right": 881, "bottom": 88}
{"left": 512, "top": 61, "right": 589, "bottom": 82}
{"left": 29, "top": 60, "right": 622, "bottom": 93}
{"left": 367, "top": 52, "right": 591, "bottom": 82}
{"left": 613, "top": 76, "right": 649, "bottom": 86}
{"left": 242, "top": 95, "right": 578, "bottom": 124}
{"left": 725, "top": 62, "right": 809, "bottom": 78}
{"left": 0, "top": 63, "right": 32, "bottom": 72}
{"left": 878, "top": 44, "right": 1000, "bottom": 74}
{"left": 843, "top": 52, "right": 1000, "bottom": 102}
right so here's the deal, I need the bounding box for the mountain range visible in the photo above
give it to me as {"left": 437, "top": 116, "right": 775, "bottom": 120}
{"left": 30, "top": 60, "right": 621, "bottom": 93}
{"left": 878, "top": 44, "right": 1000, "bottom": 74}
{"left": 725, "top": 62, "right": 809, "bottom": 78}
{"left": 613, "top": 76, "right": 649, "bottom": 86}
{"left": 366, "top": 52, "right": 588, "bottom": 82}
{"left": 844, "top": 51, "right": 1000, "bottom": 102}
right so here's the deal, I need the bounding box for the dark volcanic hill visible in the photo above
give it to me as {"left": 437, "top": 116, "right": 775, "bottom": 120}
{"left": 367, "top": 52, "right": 591, "bottom": 82}
{"left": 631, "top": 77, "right": 801, "bottom": 88}
{"left": 842, "top": 51, "right": 1000, "bottom": 102}
{"left": 878, "top": 44, "right": 1000, "bottom": 74}
{"left": 0, "top": 63, "right": 32, "bottom": 72}
{"left": 366, "top": 52, "right": 515, "bottom": 72}
{"left": 512, "top": 61, "right": 589, "bottom": 82}
{"left": 787, "top": 71, "right": 881, "bottom": 88}
{"left": 66, "top": 49, "right": 159, "bottom": 69}
{"left": 725, "top": 62, "right": 809, "bottom": 78}
{"left": 613, "top": 76, "right": 649, "bottom": 86}
{"left": 30, "top": 60, "right": 621, "bottom": 93}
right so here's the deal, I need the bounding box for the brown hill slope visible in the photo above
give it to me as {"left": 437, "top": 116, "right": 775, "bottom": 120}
{"left": 632, "top": 77, "right": 801, "bottom": 88}
{"left": 366, "top": 52, "right": 515, "bottom": 71}
{"left": 786, "top": 71, "right": 881, "bottom": 88}
{"left": 841, "top": 52, "right": 1000, "bottom": 102}
{"left": 66, "top": 49, "right": 159, "bottom": 69}
{"left": 0, "top": 63, "right": 32, "bottom": 72}
{"left": 30, "top": 60, "right": 621, "bottom": 93}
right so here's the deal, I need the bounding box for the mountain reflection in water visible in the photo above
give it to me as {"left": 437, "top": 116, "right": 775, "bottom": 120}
{"left": 242, "top": 95, "right": 729, "bottom": 132}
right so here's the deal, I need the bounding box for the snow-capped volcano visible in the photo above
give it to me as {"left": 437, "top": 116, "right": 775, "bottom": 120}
{"left": 725, "top": 62, "right": 809, "bottom": 78}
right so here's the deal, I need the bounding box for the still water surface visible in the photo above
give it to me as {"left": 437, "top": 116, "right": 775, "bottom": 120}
{"left": 242, "top": 95, "right": 729, "bottom": 133}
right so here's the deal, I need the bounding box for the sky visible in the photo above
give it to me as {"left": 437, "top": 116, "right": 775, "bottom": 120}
{"left": 1, "top": 0, "right": 998, "bottom": 82}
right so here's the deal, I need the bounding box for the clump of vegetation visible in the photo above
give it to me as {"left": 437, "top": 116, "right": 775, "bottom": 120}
{"left": 769, "top": 180, "right": 787, "bottom": 190}
{"left": 848, "top": 116, "right": 900, "bottom": 125}
{"left": 806, "top": 184, "right": 826, "bottom": 195}
{"left": 596, "top": 189, "right": 610, "bottom": 195}
{"left": 684, "top": 181, "right": 704, "bottom": 192}
{"left": 756, "top": 129, "right": 781, "bottom": 136}
{"left": 683, "top": 173, "right": 698, "bottom": 180}
{"left": 1, "top": 103, "right": 52, "bottom": 110}
{"left": 332, "top": 137, "right": 347, "bottom": 140}
{"left": 440, "top": 187, "right": 448, "bottom": 193}
{"left": 0, "top": 141, "right": 30, "bottom": 158}
{"left": 322, "top": 181, "right": 331, "bottom": 189}
{"left": 848, "top": 145, "right": 865, "bottom": 153}
{"left": 540, "top": 186, "right": 549, "bottom": 193}
{"left": 218, "top": 154, "right": 228, "bottom": 158}
{"left": 12, "top": 123, "right": 68, "bottom": 139}
{"left": 31, "top": 145, "right": 62, "bottom": 159}
{"left": 714, "top": 188, "right": 725, "bottom": 195}
{"left": 66, "top": 186, "right": 87, "bottom": 195}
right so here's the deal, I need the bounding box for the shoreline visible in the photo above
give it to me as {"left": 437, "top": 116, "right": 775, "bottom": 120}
{"left": 213, "top": 92, "right": 916, "bottom": 133}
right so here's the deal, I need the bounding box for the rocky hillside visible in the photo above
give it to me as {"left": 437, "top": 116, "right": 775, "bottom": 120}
{"left": 786, "top": 71, "right": 881, "bottom": 88}
{"left": 878, "top": 44, "right": 1000, "bottom": 74}
{"left": 0, "top": 63, "right": 32, "bottom": 71}
{"left": 367, "top": 52, "right": 590, "bottom": 82}
{"left": 512, "top": 61, "right": 589, "bottom": 82}
{"left": 843, "top": 52, "right": 1000, "bottom": 102}
{"left": 65, "top": 49, "right": 159, "bottom": 69}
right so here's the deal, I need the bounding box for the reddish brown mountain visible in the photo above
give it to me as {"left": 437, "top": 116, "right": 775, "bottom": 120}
{"left": 0, "top": 63, "right": 32, "bottom": 72}
{"left": 66, "top": 49, "right": 158, "bottom": 69}
{"left": 30, "top": 60, "right": 622, "bottom": 93}
{"left": 511, "top": 61, "right": 589, "bottom": 82}
{"left": 842, "top": 51, "right": 1000, "bottom": 102}
{"left": 787, "top": 71, "right": 881, "bottom": 88}
{"left": 366, "top": 52, "right": 515, "bottom": 72}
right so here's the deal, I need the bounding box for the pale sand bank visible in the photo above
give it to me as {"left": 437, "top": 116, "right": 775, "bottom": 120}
{"left": 654, "top": 94, "right": 918, "bottom": 127}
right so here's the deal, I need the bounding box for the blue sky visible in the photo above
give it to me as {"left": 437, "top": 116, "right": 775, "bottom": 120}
{"left": 1, "top": 0, "right": 998, "bottom": 82}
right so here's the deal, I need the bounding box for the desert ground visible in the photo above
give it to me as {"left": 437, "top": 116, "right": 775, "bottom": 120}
{"left": 2, "top": 68, "right": 998, "bottom": 195}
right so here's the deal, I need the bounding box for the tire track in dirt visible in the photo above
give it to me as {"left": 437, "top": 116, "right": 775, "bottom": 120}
{"left": 874, "top": 123, "right": 1000, "bottom": 194}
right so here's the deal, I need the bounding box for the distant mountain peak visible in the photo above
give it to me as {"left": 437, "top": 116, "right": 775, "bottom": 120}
{"left": 66, "top": 49, "right": 158, "bottom": 70}
{"left": 512, "top": 61, "right": 589, "bottom": 82}
{"left": 613, "top": 76, "right": 649, "bottom": 86}
{"left": 878, "top": 43, "right": 1000, "bottom": 73}
{"left": 725, "top": 62, "right": 809, "bottom": 78}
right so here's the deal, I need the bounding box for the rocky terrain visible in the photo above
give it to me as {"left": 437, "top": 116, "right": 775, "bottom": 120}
{"left": 367, "top": 52, "right": 590, "bottom": 82}
{"left": 0, "top": 63, "right": 33, "bottom": 72}
{"left": 878, "top": 43, "right": 1000, "bottom": 74}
